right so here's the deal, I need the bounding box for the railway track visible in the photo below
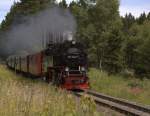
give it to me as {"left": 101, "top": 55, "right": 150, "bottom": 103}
{"left": 74, "top": 90, "right": 150, "bottom": 116}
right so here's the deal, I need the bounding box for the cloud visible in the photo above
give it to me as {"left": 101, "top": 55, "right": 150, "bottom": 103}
{"left": 119, "top": 0, "right": 150, "bottom": 17}
{"left": 0, "top": 11, "right": 8, "bottom": 22}
{"left": 0, "top": 17, "right": 3, "bottom": 23}
{"left": 119, "top": 5, "right": 150, "bottom": 17}
{"left": 0, "top": 0, "right": 17, "bottom": 9}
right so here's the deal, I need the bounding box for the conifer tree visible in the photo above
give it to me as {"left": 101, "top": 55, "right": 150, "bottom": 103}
{"left": 137, "top": 12, "right": 147, "bottom": 24}
{"left": 59, "top": 0, "right": 67, "bottom": 8}
{"left": 122, "top": 13, "right": 135, "bottom": 34}
{"left": 147, "top": 12, "right": 150, "bottom": 20}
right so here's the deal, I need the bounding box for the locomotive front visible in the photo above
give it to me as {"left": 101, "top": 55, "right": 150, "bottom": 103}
{"left": 60, "top": 41, "right": 89, "bottom": 90}
{"left": 44, "top": 39, "right": 89, "bottom": 90}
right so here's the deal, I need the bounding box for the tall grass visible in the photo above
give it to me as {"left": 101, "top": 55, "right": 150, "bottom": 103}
{"left": 89, "top": 68, "right": 150, "bottom": 106}
{"left": 0, "top": 65, "right": 100, "bottom": 116}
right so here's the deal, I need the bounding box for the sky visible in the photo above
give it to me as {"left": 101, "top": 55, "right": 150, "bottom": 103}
{"left": 0, "top": 0, "right": 150, "bottom": 24}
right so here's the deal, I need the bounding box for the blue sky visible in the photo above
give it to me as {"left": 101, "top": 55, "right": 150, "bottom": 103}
{"left": 0, "top": 0, "right": 150, "bottom": 24}
{"left": 120, "top": 0, "right": 150, "bottom": 17}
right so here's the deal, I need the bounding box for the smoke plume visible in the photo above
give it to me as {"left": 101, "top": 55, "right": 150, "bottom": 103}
{"left": 2, "top": 6, "right": 76, "bottom": 56}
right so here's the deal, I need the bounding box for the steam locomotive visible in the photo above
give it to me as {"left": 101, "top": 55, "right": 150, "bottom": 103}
{"left": 6, "top": 40, "right": 89, "bottom": 90}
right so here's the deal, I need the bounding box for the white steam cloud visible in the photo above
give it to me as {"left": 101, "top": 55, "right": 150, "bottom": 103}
{"left": 1, "top": 6, "right": 76, "bottom": 56}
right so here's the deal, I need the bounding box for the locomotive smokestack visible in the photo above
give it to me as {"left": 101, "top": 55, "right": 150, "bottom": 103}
{"left": 63, "top": 31, "right": 73, "bottom": 41}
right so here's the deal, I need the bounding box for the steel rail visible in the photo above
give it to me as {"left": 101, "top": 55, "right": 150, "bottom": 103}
{"left": 74, "top": 90, "right": 150, "bottom": 116}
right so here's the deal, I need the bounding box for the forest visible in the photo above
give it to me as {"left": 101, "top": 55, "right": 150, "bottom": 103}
{"left": 0, "top": 0, "right": 150, "bottom": 78}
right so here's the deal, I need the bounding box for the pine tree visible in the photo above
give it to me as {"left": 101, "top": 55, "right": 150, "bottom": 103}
{"left": 59, "top": 0, "right": 67, "bottom": 8}
{"left": 137, "top": 12, "right": 147, "bottom": 24}
{"left": 88, "top": 0, "right": 123, "bottom": 73}
{"left": 133, "top": 21, "right": 150, "bottom": 77}
{"left": 122, "top": 13, "right": 135, "bottom": 34}
{"left": 147, "top": 12, "right": 150, "bottom": 20}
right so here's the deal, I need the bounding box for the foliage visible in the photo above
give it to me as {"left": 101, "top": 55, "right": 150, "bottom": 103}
{"left": 0, "top": 0, "right": 150, "bottom": 77}
{"left": 0, "top": 0, "right": 54, "bottom": 30}
{"left": 122, "top": 15, "right": 150, "bottom": 78}
{"left": 88, "top": 68, "right": 150, "bottom": 105}
{"left": 0, "top": 65, "right": 100, "bottom": 116}
{"left": 130, "top": 21, "right": 150, "bottom": 77}
{"left": 69, "top": 0, "right": 124, "bottom": 73}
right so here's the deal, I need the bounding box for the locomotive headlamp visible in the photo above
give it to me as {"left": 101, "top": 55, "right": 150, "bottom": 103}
{"left": 81, "top": 67, "right": 86, "bottom": 72}
{"left": 65, "top": 67, "right": 69, "bottom": 72}
{"left": 72, "top": 40, "right": 76, "bottom": 45}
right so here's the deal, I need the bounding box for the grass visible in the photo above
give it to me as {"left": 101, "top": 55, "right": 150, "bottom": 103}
{"left": 0, "top": 65, "right": 100, "bottom": 116}
{"left": 89, "top": 68, "right": 150, "bottom": 106}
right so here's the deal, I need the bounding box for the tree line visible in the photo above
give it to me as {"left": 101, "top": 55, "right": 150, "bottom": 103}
{"left": 0, "top": 0, "right": 150, "bottom": 78}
